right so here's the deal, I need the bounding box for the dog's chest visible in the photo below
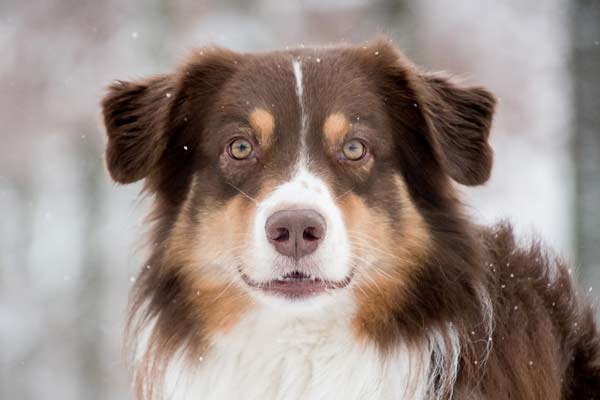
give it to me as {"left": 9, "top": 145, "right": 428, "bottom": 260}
{"left": 168, "top": 310, "right": 427, "bottom": 400}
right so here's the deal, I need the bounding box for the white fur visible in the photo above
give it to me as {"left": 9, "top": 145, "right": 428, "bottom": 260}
{"left": 475, "top": 282, "right": 495, "bottom": 367}
{"left": 425, "top": 323, "right": 461, "bottom": 400}
{"left": 292, "top": 58, "right": 304, "bottom": 111}
{"left": 292, "top": 58, "right": 308, "bottom": 162}
{"left": 135, "top": 307, "right": 465, "bottom": 400}
{"left": 244, "top": 166, "right": 352, "bottom": 309}
{"left": 164, "top": 303, "right": 437, "bottom": 400}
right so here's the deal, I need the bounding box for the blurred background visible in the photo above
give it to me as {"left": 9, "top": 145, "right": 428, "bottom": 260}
{"left": 1, "top": 0, "right": 599, "bottom": 398}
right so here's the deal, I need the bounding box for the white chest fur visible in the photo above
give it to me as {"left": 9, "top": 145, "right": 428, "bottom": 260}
{"left": 164, "top": 307, "right": 430, "bottom": 400}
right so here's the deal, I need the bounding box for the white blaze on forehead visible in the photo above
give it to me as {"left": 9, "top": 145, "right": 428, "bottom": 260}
{"left": 292, "top": 58, "right": 308, "bottom": 165}
{"left": 292, "top": 58, "right": 304, "bottom": 102}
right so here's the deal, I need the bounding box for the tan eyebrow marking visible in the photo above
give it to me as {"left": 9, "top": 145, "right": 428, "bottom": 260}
{"left": 323, "top": 112, "right": 350, "bottom": 148}
{"left": 249, "top": 108, "right": 275, "bottom": 148}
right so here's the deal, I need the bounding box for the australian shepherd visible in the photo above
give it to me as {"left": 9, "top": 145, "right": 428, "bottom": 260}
{"left": 101, "top": 38, "right": 600, "bottom": 399}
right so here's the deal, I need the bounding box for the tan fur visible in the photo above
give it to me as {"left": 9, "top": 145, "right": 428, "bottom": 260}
{"left": 339, "top": 176, "right": 431, "bottom": 341}
{"left": 166, "top": 192, "right": 255, "bottom": 337}
{"left": 323, "top": 112, "right": 350, "bottom": 149}
{"left": 249, "top": 108, "right": 275, "bottom": 149}
{"left": 165, "top": 177, "right": 283, "bottom": 338}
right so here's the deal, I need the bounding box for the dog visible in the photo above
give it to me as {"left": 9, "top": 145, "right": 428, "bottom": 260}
{"left": 101, "top": 38, "right": 600, "bottom": 399}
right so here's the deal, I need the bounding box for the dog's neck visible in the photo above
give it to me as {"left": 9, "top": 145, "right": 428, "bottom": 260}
{"left": 161, "top": 303, "right": 438, "bottom": 400}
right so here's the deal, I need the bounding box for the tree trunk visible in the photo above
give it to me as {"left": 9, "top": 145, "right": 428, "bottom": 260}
{"left": 573, "top": 0, "right": 600, "bottom": 306}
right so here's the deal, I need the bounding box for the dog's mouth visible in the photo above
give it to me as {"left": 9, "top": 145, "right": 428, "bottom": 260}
{"left": 240, "top": 269, "right": 352, "bottom": 299}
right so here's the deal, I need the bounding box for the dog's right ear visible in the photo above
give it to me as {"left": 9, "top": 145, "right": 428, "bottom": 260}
{"left": 101, "top": 48, "right": 239, "bottom": 185}
{"left": 102, "top": 75, "right": 175, "bottom": 184}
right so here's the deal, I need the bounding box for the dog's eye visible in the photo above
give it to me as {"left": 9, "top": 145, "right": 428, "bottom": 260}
{"left": 228, "top": 138, "right": 254, "bottom": 160}
{"left": 342, "top": 139, "right": 367, "bottom": 161}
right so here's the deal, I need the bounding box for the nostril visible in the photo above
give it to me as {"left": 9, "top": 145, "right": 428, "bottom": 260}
{"left": 303, "top": 227, "right": 322, "bottom": 242}
{"left": 273, "top": 228, "right": 290, "bottom": 242}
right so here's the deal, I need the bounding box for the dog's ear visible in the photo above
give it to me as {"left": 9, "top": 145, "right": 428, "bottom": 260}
{"left": 101, "top": 47, "right": 239, "bottom": 185}
{"left": 417, "top": 74, "right": 496, "bottom": 186}
{"left": 362, "top": 39, "right": 496, "bottom": 186}
{"left": 102, "top": 76, "right": 175, "bottom": 184}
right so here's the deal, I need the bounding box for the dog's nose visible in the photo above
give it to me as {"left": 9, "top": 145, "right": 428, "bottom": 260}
{"left": 265, "top": 209, "right": 326, "bottom": 259}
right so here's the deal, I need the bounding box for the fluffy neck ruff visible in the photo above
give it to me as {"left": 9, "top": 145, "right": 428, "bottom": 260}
{"left": 129, "top": 294, "right": 473, "bottom": 400}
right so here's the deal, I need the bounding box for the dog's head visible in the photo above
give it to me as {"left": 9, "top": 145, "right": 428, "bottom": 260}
{"left": 102, "top": 38, "right": 495, "bottom": 389}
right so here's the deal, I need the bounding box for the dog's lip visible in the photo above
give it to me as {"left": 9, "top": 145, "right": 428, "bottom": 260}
{"left": 239, "top": 269, "right": 352, "bottom": 299}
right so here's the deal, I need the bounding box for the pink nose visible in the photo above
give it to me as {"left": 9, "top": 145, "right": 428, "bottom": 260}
{"left": 265, "top": 209, "right": 326, "bottom": 259}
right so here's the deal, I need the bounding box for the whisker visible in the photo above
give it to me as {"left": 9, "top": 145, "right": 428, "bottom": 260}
{"left": 356, "top": 270, "right": 385, "bottom": 296}
{"left": 347, "top": 233, "right": 412, "bottom": 261}
{"left": 352, "top": 281, "right": 369, "bottom": 298}
{"left": 226, "top": 181, "right": 258, "bottom": 204}
{"left": 355, "top": 262, "right": 398, "bottom": 282}
{"left": 349, "top": 239, "right": 407, "bottom": 263}
{"left": 211, "top": 281, "right": 237, "bottom": 304}
{"left": 336, "top": 186, "right": 355, "bottom": 200}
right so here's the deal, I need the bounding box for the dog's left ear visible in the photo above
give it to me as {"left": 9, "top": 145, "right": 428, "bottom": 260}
{"left": 417, "top": 73, "right": 496, "bottom": 186}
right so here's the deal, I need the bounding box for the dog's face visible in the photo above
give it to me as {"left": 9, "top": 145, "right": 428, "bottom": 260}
{"left": 103, "top": 39, "right": 495, "bottom": 324}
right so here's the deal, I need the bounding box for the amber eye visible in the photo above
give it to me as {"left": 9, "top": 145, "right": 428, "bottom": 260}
{"left": 342, "top": 139, "right": 366, "bottom": 161}
{"left": 228, "top": 138, "right": 254, "bottom": 160}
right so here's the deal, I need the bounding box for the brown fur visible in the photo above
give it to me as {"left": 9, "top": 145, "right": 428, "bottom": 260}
{"left": 102, "top": 38, "right": 600, "bottom": 399}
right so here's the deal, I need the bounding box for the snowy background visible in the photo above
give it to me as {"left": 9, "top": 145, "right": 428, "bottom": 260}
{"left": 1, "top": 1, "right": 599, "bottom": 398}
